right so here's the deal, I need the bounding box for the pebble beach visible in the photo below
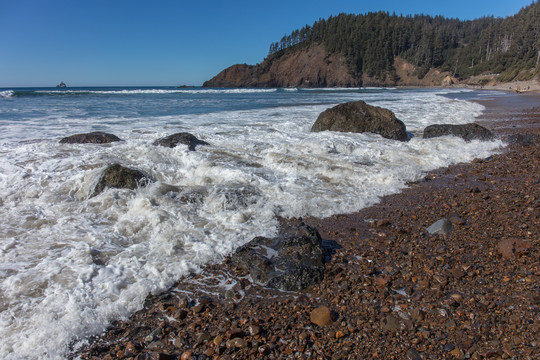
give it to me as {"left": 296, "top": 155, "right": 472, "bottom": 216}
{"left": 76, "top": 90, "right": 539, "bottom": 360}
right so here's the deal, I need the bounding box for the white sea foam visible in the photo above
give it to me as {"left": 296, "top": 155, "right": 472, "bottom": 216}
{"left": 33, "top": 88, "right": 278, "bottom": 95}
{"left": 0, "top": 88, "right": 504, "bottom": 359}
{"left": 0, "top": 90, "right": 15, "bottom": 98}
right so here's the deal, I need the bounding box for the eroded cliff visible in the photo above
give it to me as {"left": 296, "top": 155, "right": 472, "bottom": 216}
{"left": 203, "top": 45, "right": 361, "bottom": 88}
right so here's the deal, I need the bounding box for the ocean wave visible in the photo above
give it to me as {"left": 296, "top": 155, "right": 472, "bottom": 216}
{"left": 32, "top": 88, "right": 279, "bottom": 96}
{"left": 0, "top": 90, "right": 15, "bottom": 98}
{"left": 279, "top": 87, "right": 299, "bottom": 92}
{"left": 300, "top": 87, "right": 363, "bottom": 91}
{"left": 0, "top": 87, "right": 509, "bottom": 359}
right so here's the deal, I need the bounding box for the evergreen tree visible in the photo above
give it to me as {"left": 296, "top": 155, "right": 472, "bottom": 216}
{"left": 263, "top": 1, "right": 540, "bottom": 82}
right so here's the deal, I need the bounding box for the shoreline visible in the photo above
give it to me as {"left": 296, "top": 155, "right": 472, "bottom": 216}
{"left": 77, "top": 92, "right": 539, "bottom": 359}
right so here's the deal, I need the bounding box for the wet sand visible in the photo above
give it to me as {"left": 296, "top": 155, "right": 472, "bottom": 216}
{"left": 76, "top": 91, "right": 539, "bottom": 360}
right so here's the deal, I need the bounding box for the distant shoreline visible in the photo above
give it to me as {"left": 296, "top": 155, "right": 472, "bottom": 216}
{"left": 2, "top": 80, "right": 538, "bottom": 93}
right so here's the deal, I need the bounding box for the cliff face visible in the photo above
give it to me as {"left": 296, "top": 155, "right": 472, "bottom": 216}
{"left": 203, "top": 45, "right": 462, "bottom": 88}
{"left": 203, "top": 64, "right": 258, "bottom": 88}
{"left": 203, "top": 45, "right": 361, "bottom": 88}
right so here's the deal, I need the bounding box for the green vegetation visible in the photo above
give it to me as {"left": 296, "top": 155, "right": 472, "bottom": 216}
{"left": 267, "top": 1, "right": 540, "bottom": 82}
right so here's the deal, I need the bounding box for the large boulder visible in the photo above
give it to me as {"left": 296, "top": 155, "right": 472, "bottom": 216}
{"left": 60, "top": 132, "right": 122, "bottom": 144}
{"left": 93, "top": 163, "right": 151, "bottom": 196}
{"left": 506, "top": 133, "right": 538, "bottom": 147}
{"left": 423, "top": 123, "right": 494, "bottom": 141}
{"left": 153, "top": 132, "right": 210, "bottom": 151}
{"left": 311, "top": 100, "right": 408, "bottom": 141}
{"left": 230, "top": 223, "right": 325, "bottom": 291}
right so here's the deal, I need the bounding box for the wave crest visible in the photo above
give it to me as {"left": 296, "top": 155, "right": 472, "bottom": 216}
{"left": 0, "top": 90, "right": 15, "bottom": 98}
{"left": 33, "top": 88, "right": 278, "bottom": 96}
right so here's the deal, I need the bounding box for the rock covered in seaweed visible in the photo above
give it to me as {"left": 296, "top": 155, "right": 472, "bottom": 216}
{"left": 423, "top": 123, "right": 494, "bottom": 141}
{"left": 230, "top": 223, "right": 325, "bottom": 291}
{"left": 153, "top": 132, "right": 209, "bottom": 151}
{"left": 59, "top": 132, "right": 122, "bottom": 144}
{"left": 311, "top": 100, "right": 408, "bottom": 141}
{"left": 93, "top": 163, "right": 151, "bottom": 196}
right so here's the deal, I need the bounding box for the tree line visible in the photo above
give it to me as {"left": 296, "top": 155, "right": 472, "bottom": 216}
{"left": 267, "top": 1, "right": 540, "bottom": 82}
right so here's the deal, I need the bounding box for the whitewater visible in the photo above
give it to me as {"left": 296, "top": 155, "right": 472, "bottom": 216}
{"left": 0, "top": 87, "right": 504, "bottom": 359}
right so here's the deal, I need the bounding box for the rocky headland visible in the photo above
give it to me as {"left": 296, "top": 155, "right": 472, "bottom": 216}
{"left": 203, "top": 45, "right": 361, "bottom": 88}
{"left": 203, "top": 50, "right": 540, "bottom": 90}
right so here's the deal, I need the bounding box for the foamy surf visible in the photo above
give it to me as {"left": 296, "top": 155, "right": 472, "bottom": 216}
{"left": 0, "top": 87, "right": 504, "bottom": 359}
{"left": 0, "top": 90, "right": 15, "bottom": 98}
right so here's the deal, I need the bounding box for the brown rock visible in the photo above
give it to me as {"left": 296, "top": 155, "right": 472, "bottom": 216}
{"left": 406, "top": 348, "right": 423, "bottom": 360}
{"left": 196, "top": 332, "right": 212, "bottom": 344}
{"left": 173, "top": 309, "right": 188, "bottom": 320}
{"left": 497, "top": 238, "right": 531, "bottom": 258}
{"left": 213, "top": 335, "right": 224, "bottom": 346}
{"left": 151, "top": 353, "right": 175, "bottom": 360}
{"left": 381, "top": 314, "right": 402, "bottom": 331}
{"left": 248, "top": 324, "right": 261, "bottom": 336}
{"left": 226, "top": 338, "right": 248, "bottom": 349}
{"left": 410, "top": 309, "right": 426, "bottom": 321}
{"left": 180, "top": 351, "right": 192, "bottom": 360}
{"left": 479, "top": 348, "right": 502, "bottom": 358}
{"left": 226, "top": 328, "right": 244, "bottom": 339}
{"left": 450, "top": 267, "right": 466, "bottom": 278}
{"left": 191, "top": 304, "right": 204, "bottom": 314}
{"left": 374, "top": 275, "right": 391, "bottom": 287}
{"left": 310, "top": 306, "right": 334, "bottom": 326}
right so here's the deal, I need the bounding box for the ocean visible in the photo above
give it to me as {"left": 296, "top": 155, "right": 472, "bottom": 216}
{"left": 0, "top": 86, "right": 505, "bottom": 358}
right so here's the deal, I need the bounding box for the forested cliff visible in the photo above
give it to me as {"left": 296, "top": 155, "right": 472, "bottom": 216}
{"left": 204, "top": 2, "right": 540, "bottom": 87}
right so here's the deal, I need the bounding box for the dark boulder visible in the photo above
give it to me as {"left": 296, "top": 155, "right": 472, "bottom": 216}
{"left": 506, "top": 133, "right": 538, "bottom": 147}
{"left": 423, "top": 123, "right": 494, "bottom": 141}
{"left": 153, "top": 132, "right": 209, "bottom": 151}
{"left": 60, "top": 132, "right": 122, "bottom": 144}
{"left": 93, "top": 164, "right": 151, "bottom": 196}
{"left": 311, "top": 100, "right": 408, "bottom": 141}
{"left": 230, "top": 223, "right": 325, "bottom": 291}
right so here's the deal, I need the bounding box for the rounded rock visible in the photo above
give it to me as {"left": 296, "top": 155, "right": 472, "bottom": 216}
{"left": 310, "top": 306, "right": 334, "bottom": 326}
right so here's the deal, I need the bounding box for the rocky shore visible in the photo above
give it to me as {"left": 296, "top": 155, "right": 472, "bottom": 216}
{"left": 75, "top": 93, "right": 539, "bottom": 360}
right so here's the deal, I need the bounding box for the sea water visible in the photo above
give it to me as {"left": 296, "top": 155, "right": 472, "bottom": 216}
{"left": 0, "top": 87, "right": 503, "bottom": 359}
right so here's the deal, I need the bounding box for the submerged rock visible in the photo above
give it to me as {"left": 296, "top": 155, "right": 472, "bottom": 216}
{"left": 311, "top": 100, "right": 408, "bottom": 141}
{"left": 230, "top": 223, "right": 325, "bottom": 291}
{"left": 153, "top": 132, "right": 210, "bottom": 151}
{"left": 423, "top": 123, "right": 494, "bottom": 141}
{"left": 59, "top": 131, "right": 122, "bottom": 144}
{"left": 93, "top": 163, "right": 151, "bottom": 196}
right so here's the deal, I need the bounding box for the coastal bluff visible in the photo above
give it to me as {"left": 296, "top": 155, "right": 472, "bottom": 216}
{"left": 203, "top": 48, "right": 464, "bottom": 88}
{"left": 203, "top": 44, "right": 361, "bottom": 88}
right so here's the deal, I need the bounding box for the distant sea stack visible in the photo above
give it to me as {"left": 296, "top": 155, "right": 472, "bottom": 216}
{"left": 57, "top": 82, "right": 67, "bottom": 88}
{"left": 204, "top": 3, "right": 540, "bottom": 88}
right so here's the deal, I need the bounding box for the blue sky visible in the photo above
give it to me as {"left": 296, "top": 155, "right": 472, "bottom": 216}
{"left": 0, "top": 0, "right": 534, "bottom": 87}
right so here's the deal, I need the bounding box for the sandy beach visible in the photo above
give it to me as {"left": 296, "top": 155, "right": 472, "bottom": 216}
{"left": 76, "top": 90, "right": 539, "bottom": 360}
